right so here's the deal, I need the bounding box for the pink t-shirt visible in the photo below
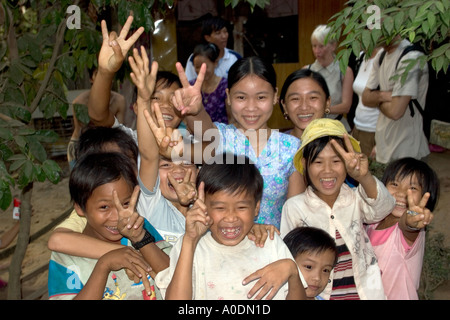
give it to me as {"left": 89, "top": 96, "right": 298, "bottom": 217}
{"left": 366, "top": 222, "right": 425, "bottom": 300}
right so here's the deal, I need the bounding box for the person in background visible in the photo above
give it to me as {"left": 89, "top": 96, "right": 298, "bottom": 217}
{"left": 189, "top": 42, "right": 231, "bottom": 124}
{"left": 362, "top": 36, "right": 429, "bottom": 164}
{"left": 184, "top": 15, "right": 242, "bottom": 82}
{"left": 304, "top": 24, "right": 354, "bottom": 132}
{"left": 351, "top": 47, "right": 382, "bottom": 158}
{"left": 68, "top": 68, "right": 127, "bottom": 169}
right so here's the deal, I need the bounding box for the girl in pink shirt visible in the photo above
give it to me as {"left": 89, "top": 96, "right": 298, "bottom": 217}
{"left": 366, "top": 157, "right": 440, "bottom": 300}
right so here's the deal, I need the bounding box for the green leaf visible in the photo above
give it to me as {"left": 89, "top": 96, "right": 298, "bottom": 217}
{"left": 9, "top": 62, "right": 24, "bottom": 85}
{"left": 42, "top": 159, "right": 61, "bottom": 183}
{"left": 0, "top": 185, "right": 12, "bottom": 210}
{"left": 0, "top": 128, "right": 13, "bottom": 140}
{"left": 26, "top": 135, "right": 47, "bottom": 163}
{"left": 362, "top": 29, "right": 372, "bottom": 50}
{"left": 18, "top": 160, "right": 33, "bottom": 188}
{"left": 9, "top": 159, "right": 27, "bottom": 171}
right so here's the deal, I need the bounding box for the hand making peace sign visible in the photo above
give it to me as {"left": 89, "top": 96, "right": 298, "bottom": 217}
{"left": 143, "top": 103, "right": 185, "bottom": 159}
{"left": 330, "top": 134, "right": 370, "bottom": 181}
{"left": 184, "top": 182, "right": 212, "bottom": 242}
{"left": 405, "top": 190, "right": 434, "bottom": 231}
{"left": 168, "top": 168, "right": 198, "bottom": 206}
{"left": 99, "top": 15, "right": 145, "bottom": 74}
{"left": 171, "top": 62, "right": 207, "bottom": 116}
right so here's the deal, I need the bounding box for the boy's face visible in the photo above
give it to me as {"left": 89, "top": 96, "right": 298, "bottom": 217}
{"left": 75, "top": 177, "right": 133, "bottom": 243}
{"left": 205, "top": 189, "right": 260, "bottom": 246}
{"left": 294, "top": 249, "right": 335, "bottom": 300}
{"left": 204, "top": 26, "right": 228, "bottom": 51}
{"left": 142, "top": 81, "right": 183, "bottom": 129}
{"left": 159, "top": 157, "right": 198, "bottom": 203}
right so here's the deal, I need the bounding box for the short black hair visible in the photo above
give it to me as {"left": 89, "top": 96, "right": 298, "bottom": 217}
{"left": 70, "top": 152, "right": 138, "bottom": 212}
{"left": 284, "top": 226, "right": 338, "bottom": 267}
{"left": 382, "top": 157, "right": 440, "bottom": 211}
{"left": 156, "top": 71, "right": 182, "bottom": 90}
{"left": 76, "top": 126, "right": 138, "bottom": 165}
{"left": 196, "top": 153, "right": 263, "bottom": 204}
{"left": 201, "top": 16, "right": 229, "bottom": 39}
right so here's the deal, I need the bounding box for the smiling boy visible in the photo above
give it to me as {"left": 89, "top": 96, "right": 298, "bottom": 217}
{"left": 155, "top": 153, "right": 307, "bottom": 300}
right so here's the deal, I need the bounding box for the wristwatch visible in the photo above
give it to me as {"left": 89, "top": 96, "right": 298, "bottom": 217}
{"left": 132, "top": 229, "right": 155, "bottom": 250}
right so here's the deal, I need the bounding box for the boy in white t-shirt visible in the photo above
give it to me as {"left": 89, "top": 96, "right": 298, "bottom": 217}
{"left": 155, "top": 153, "right": 307, "bottom": 300}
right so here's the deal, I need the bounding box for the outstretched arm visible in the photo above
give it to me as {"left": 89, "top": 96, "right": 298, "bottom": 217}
{"left": 129, "top": 46, "right": 160, "bottom": 190}
{"left": 88, "top": 16, "right": 144, "bottom": 127}
{"left": 165, "top": 182, "right": 211, "bottom": 299}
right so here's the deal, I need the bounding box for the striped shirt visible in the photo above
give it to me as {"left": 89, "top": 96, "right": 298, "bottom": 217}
{"left": 330, "top": 229, "right": 360, "bottom": 300}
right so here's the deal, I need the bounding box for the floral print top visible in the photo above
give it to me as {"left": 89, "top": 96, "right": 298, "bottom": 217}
{"left": 215, "top": 122, "right": 301, "bottom": 229}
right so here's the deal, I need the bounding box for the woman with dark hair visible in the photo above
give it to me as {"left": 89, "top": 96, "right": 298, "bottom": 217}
{"left": 279, "top": 68, "right": 331, "bottom": 140}
{"left": 175, "top": 56, "right": 305, "bottom": 229}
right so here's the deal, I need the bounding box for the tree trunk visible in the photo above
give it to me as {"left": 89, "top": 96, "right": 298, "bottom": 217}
{"left": 7, "top": 183, "right": 33, "bottom": 300}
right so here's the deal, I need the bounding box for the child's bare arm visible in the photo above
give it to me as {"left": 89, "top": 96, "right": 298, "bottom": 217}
{"left": 129, "top": 46, "right": 160, "bottom": 191}
{"left": 88, "top": 16, "right": 144, "bottom": 127}
{"left": 73, "top": 247, "right": 151, "bottom": 300}
{"left": 243, "top": 259, "right": 306, "bottom": 300}
{"left": 165, "top": 182, "right": 211, "bottom": 299}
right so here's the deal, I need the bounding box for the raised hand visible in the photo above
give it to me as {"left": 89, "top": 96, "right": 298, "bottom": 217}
{"left": 129, "top": 46, "right": 158, "bottom": 102}
{"left": 330, "top": 134, "right": 369, "bottom": 181}
{"left": 168, "top": 168, "right": 198, "bottom": 206}
{"left": 99, "top": 15, "right": 145, "bottom": 74}
{"left": 184, "top": 182, "right": 211, "bottom": 242}
{"left": 114, "top": 186, "right": 146, "bottom": 244}
{"left": 143, "top": 103, "right": 184, "bottom": 159}
{"left": 405, "top": 190, "right": 434, "bottom": 231}
{"left": 172, "top": 62, "right": 206, "bottom": 116}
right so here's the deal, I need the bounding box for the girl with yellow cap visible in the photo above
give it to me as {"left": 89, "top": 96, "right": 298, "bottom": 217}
{"left": 280, "top": 118, "right": 395, "bottom": 300}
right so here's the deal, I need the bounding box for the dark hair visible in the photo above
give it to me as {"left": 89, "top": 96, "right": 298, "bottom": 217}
{"left": 227, "top": 56, "right": 276, "bottom": 91}
{"left": 192, "top": 43, "right": 220, "bottom": 63}
{"left": 382, "top": 157, "right": 440, "bottom": 211}
{"left": 196, "top": 153, "right": 263, "bottom": 204}
{"left": 76, "top": 126, "right": 138, "bottom": 165}
{"left": 303, "top": 136, "right": 346, "bottom": 189}
{"left": 201, "top": 16, "right": 229, "bottom": 39}
{"left": 279, "top": 69, "right": 330, "bottom": 104}
{"left": 70, "top": 152, "right": 138, "bottom": 212}
{"left": 156, "top": 71, "right": 182, "bottom": 90}
{"left": 284, "top": 226, "right": 338, "bottom": 267}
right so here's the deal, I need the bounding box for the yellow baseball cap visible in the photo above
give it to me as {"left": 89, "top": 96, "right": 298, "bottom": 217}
{"left": 293, "top": 118, "right": 361, "bottom": 174}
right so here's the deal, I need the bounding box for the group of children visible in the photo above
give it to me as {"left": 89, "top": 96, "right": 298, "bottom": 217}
{"left": 46, "top": 16, "right": 440, "bottom": 301}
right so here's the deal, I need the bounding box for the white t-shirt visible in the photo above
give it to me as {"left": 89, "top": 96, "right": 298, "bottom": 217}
{"left": 365, "top": 40, "right": 429, "bottom": 164}
{"left": 136, "top": 174, "right": 186, "bottom": 245}
{"left": 184, "top": 47, "right": 241, "bottom": 82}
{"left": 155, "top": 232, "right": 307, "bottom": 300}
{"left": 353, "top": 52, "right": 381, "bottom": 132}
